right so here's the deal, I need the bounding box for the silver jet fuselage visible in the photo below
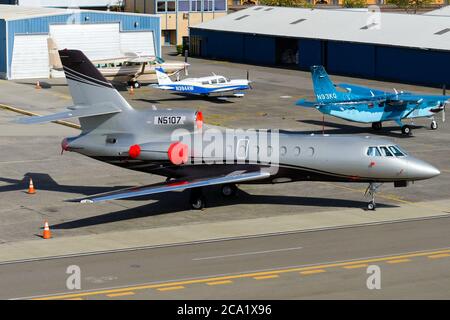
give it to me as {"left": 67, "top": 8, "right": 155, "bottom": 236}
{"left": 63, "top": 108, "right": 440, "bottom": 185}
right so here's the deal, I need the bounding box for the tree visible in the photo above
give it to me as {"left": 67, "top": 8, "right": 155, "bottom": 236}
{"left": 387, "top": 0, "right": 433, "bottom": 13}
{"left": 258, "top": 0, "right": 314, "bottom": 8}
{"left": 342, "top": 0, "right": 367, "bottom": 7}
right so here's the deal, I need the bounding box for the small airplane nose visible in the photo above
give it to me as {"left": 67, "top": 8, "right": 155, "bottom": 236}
{"left": 407, "top": 158, "right": 440, "bottom": 180}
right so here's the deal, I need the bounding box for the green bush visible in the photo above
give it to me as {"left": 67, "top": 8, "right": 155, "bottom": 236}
{"left": 176, "top": 45, "right": 183, "bottom": 55}
{"left": 342, "top": 0, "right": 367, "bottom": 7}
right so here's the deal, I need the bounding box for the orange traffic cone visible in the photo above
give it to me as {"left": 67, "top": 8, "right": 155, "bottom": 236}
{"left": 35, "top": 81, "right": 41, "bottom": 89}
{"left": 27, "top": 177, "right": 36, "bottom": 194}
{"left": 129, "top": 86, "right": 134, "bottom": 95}
{"left": 42, "top": 221, "right": 51, "bottom": 239}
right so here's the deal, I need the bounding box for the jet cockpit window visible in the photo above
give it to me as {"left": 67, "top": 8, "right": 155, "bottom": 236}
{"left": 389, "top": 146, "right": 406, "bottom": 157}
{"left": 380, "top": 146, "right": 393, "bottom": 157}
{"left": 211, "top": 79, "right": 218, "bottom": 84}
{"left": 367, "top": 147, "right": 381, "bottom": 157}
{"left": 218, "top": 77, "right": 226, "bottom": 83}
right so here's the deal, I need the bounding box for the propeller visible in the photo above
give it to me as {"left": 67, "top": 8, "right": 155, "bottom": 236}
{"left": 443, "top": 84, "right": 447, "bottom": 123}
{"left": 246, "top": 70, "right": 253, "bottom": 89}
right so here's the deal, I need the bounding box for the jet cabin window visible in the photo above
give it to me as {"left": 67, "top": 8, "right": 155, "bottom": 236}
{"left": 218, "top": 78, "right": 226, "bottom": 84}
{"left": 380, "top": 146, "right": 393, "bottom": 157}
{"left": 367, "top": 147, "right": 381, "bottom": 157}
{"left": 389, "top": 146, "right": 406, "bottom": 157}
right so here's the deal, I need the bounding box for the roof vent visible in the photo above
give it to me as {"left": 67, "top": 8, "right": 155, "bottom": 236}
{"left": 434, "top": 28, "right": 450, "bottom": 35}
{"left": 360, "top": 22, "right": 379, "bottom": 30}
{"left": 290, "top": 18, "right": 306, "bottom": 25}
{"left": 235, "top": 14, "right": 250, "bottom": 21}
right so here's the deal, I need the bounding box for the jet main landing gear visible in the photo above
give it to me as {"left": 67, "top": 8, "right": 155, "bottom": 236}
{"left": 365, "top": 183, "right": 383, "bottom": 211}
{"left": 189, "top": 188, "right": 205, "bottom": 210}
{"left": 221, "top": 184, "right": 238, "bottom": 197}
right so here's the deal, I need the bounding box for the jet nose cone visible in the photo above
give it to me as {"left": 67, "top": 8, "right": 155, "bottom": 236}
{"left": 408, "top": 159, "right": 440, "bottom": 180}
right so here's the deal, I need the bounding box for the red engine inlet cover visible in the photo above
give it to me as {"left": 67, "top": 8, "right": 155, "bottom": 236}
{"left": 196, "top": 111, "right": 203, "bottom": 130}
{"left": 168, "top": 142, "right": 189, "bottom": 165}
{"left": 129, "top": 144, "right": 141, "bottom": 159}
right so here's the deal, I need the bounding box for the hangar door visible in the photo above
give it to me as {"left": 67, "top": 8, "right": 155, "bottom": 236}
{"left": 49, "top": 23, "right": 122, "bottom": 61}
{"left": 120, "top": 31, "right": 156, "bottom": 57}
{"left": 10, "top": 34, "right": 50, "bottom": 79}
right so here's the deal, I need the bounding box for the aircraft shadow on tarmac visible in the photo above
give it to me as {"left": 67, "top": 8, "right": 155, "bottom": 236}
{"left": 0, "top": 173, "right": 133, "bottom": 195}
{"left": 50, "top": 188, "right": 397, "bottom": 230}
{"left": 135, "top": 94, "right": 235, "bottom": 104}
{"left": 0, "top": 173, "right": 398, "bottom": 230}
{"left": 298, "top": 119, "right": 423, "bottom": 138}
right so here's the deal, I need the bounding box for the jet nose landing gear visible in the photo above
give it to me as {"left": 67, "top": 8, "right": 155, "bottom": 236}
{"left": 365, "top": 183, "right": 383, "bottom": 211}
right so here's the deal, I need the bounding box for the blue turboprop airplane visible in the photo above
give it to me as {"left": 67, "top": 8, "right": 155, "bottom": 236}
{"left": 153, "top": 67, "right": 251, "bottom": 97}
{"left": 296, "top": 66, "right": 449, "bottom": 135}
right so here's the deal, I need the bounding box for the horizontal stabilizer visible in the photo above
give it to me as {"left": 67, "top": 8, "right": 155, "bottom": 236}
{"left": 78, "top": 171, "right": 271, "bottom": 203}
{"left": 296, "top": 99, "right": 318, "bottom": 108}
{"left": 16, "top": 104, "right": 121, "bottom": 125}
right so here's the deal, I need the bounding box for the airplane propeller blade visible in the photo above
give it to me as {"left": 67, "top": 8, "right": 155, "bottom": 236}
{"left": 443, "top": 85, "right": 447, "bottom": 123}
{"left": 246, "top": 70, "right": 253, "bottom": 89}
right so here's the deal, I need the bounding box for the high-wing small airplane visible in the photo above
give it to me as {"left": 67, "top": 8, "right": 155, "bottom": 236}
{"left": 153, "top": 67, "right": 251, "bottom": 97}
{"left": 297, "top": 66, "right": 449, "bottom": 135}
{"left": 15, "top": 49, "right": 440, "bottom": 211}
{"left": 48, "top": 38, "right": 189, "bottom": 88}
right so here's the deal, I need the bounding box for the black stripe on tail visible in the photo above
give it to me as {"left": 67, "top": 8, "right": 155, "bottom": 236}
{"left": 58, "top": 49, "right": 113, "bottom": 89}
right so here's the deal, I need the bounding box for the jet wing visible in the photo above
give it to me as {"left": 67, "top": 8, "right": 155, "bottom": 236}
{"left": 16, "top": 104, "right": 121, "bottom": 124}
{"left": 78, "top": 171, "right": 271, "bottom": 203}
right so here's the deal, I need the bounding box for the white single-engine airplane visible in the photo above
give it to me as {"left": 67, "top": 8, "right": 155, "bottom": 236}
{"left": 48, "top": 38, "right": 189, "bottom": 88}
{"left": 153, "top": 67, "right": 252, "bottom": 97}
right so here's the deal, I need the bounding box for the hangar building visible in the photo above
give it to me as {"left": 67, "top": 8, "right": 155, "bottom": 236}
{"left": 190, "top": 6, "right": 450, "bottom": 87}
{"left": 0, "top": 5, "right": 160, "bottom": 79}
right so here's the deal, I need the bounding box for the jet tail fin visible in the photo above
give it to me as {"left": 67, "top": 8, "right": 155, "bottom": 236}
{"left": 155, "top": 67, "right": 173, "bottom": 85}
{"left": 311, "top": 66, "right": 349, "bottom": 103}
{"left": 59, "top": 49, "right": 133, "bottom": 112}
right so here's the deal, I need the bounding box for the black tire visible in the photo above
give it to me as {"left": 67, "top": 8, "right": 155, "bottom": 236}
{"left": 431, "top": 121, "right": 438, "bottom": 130}
{"left": 134, "top": 81, "right": 141, "bottom": 89}
{"left": 401, "top": 125, "right": 412, "bottom": 135}
{"left": 367, "top": 201, "right": 376, "bottom": 211}
{"left": 221, "top": 184, "right": 238, "bottom": 197}
{"left": 189, "top": 189, "right": 205, "bottom": 210}
{"left": 371, "top": 122, "right": 382, "bottom": 131}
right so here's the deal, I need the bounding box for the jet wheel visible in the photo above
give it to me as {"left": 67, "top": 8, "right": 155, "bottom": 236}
{"left": 221, "top": 184, "right": 238, "bottom": 197}
{"left": 367, "top": 201, "right": 376, "bottom": 211}
{"left": 190, "top": 189, "right": 205, "bottom": 210}
{"left": 133, "top": 81, "right": 141, "bottom": 89}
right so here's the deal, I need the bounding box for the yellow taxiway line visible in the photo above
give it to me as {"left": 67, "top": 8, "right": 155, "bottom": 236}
{"left": 253, "top": 275, "right": 279, "bottom": 280}
{"left": 300, "top": 269, "right": 326, "bottom": 275}
{"left": 32, "top": 247, "right": 450, "bottom": 300}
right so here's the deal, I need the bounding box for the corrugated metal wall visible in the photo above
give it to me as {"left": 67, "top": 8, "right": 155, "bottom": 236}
{"left": 191, "top": 28, "right": 450, "bottom": 87}
{"left": 2, "top": 11, "right": 161, "bottom": 78}
{"left": 326, "top": 41, "right": 376, "bottom": 78}
{"left": 190, "top": 29, "right": 276, "bottom": 64}
{"left": 0, "top": 19, "right": 6, "bottom": 77}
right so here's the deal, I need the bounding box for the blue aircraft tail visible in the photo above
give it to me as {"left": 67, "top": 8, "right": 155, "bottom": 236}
{"left": 311, "top": 66, "right": 349, "bottom": 103}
